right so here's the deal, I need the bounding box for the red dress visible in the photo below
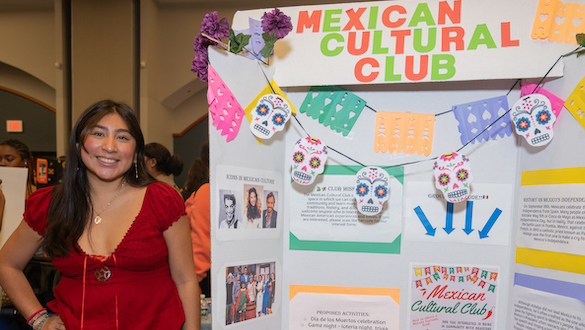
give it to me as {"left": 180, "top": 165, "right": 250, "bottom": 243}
{"left": 25, "top": 182, "right": 186, "bottom": 330}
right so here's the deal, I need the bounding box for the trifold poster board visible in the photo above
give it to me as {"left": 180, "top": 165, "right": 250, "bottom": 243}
{"left": 208, "top": 0, "right": 585, "bottom": 329}
{"left": 0, "top": 167, "right": 28, "bottom": 248}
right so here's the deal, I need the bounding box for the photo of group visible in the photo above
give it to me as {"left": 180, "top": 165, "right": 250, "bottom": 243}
{"left": 218, "top": 186, "right": 278, "bottom": 229}
{"left": 225, "top": 262, "right": 277, "bottom": 325}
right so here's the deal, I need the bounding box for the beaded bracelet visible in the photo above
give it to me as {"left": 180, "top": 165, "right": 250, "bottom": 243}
{"left": 33, "top": 313, "right": 50, "bottom": 330}
{"left": 27, "top": 308, "right": 49, "bottom": 329}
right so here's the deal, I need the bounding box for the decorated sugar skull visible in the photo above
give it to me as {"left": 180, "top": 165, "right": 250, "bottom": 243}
{"left": 354, "top": 167, "right": 391, "bottom": 216}
{"left": 290, "top": 137, "right": 328, "bottom": 185}
{"left": 510, "top": 94, "right": 556, "bottom": 147}
{"left": 433, "top": 152, "right": 473, "bottom": 203}
{"left": 250, "top": 94, "right": 292, "bottom": 139}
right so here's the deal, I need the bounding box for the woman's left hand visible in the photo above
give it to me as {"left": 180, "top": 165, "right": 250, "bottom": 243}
{"left": 41, "top": 314, "right": 65, "bottom": 330}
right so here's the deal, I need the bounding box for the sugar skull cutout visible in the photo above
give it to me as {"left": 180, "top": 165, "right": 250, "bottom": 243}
{"left": 290, "top": 137, "right": 328, "bottom": 185}
{"left": 354, "top": 167, "right": 390, "bottom": 216}
{"left": 433, "top": 152, "right": 473, "bottom": 203}
{"left": 510, "top": 94, "right": 556, "bottom": 147}
{"left": 250, "top": 94, "right": 292, "bottom": 139}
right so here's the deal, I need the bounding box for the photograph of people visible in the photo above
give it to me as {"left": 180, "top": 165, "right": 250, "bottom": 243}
{"left": 243, "top": 185, "right": 263, "bottom": 229}
{"left": 262, "top": 191, "right": 278, "bottom": 228}
{"left": 225, "top": 262, "right": 276, "bottom": 325}
{"left": 0, "top": 100, "right": 199, "bottom": 330}
{"left": 219, "top": 190, "right": 240, "bottom": 229}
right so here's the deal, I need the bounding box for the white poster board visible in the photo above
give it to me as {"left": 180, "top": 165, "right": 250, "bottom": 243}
{"left": 0, "top": 167, "right": 28, "bottom": 248}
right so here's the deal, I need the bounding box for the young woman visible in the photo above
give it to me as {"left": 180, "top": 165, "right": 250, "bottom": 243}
{"left": 144, "top": 142, "right": 183, "bottom": 193}
{"left": 0, "top": 100, "right": 200, "bottom": 330}
{"left": 244, "top": 187, "right": 261, "bottom": 229}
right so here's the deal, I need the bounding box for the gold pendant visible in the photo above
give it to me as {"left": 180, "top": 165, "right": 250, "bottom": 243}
{"left": 94, "top": 216, "right": 102, "bottom": 225}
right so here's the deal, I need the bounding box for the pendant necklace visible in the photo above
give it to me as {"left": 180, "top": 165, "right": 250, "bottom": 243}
{"left": 93, "top": 181, "right": 125, "bottom": 225}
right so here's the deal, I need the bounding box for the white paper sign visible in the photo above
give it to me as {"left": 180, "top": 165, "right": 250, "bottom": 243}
{"left": 233, "top": 0, "right": 572, "bottom": 87}
{"left": 0, "top": 167, "right": 28, "bottom": 248}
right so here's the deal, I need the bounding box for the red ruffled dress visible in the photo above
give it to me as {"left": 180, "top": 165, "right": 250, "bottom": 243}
{"left": 24, "top": 182, "right": 186, "bottom": 330}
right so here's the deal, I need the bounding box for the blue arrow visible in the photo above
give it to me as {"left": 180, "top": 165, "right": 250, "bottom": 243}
{"left": 463, "top": 201, "right": 474, "bottom": 235}
{"left": 479, "top": 208, "right": 502, "bottom": 239}
{"left": 444, "top": 202, "right": 455, "bottom": 234}
{"left": 414, "top": 206, "right": 436, "bottom": 236}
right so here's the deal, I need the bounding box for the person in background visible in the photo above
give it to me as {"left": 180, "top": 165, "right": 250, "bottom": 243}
{"left": 225, "top": 273, "right": 234, "bottom": 325}
{"left": 0, "top": 100, "right": 200, "bottom": 330}
{"left": 185, "top": 140, "right": 211, "bottom": 297}
{"left": 0, "top": 139, "right": 36, "bottom": 196}
{"left": 144, "top": 142, "right": 183, "bottom": 193}
{"left": 0, "top": 139, "right": 37, "bottom": 230}
{"left": 181, "top": 141, "right": 209, "bottom": 201}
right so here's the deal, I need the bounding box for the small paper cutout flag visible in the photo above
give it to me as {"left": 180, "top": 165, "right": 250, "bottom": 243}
{"left": 565, "top": 75, "right": 585, "bottom": 130}
{"left": 521, "top": 83, "right": 565, "bottom": 118}
{"left": 207, "top": 65, "right": 245, "bottom": 142}
{"left": 532, "top": 0, "right": 585, "bottom": 45}
{"left": 374, "top": 111, "right": 435, "bottom": 156}
{"left": 300, "top": 86, "right": 366, "bottom": 136}
{"left": 233, "top": 18, "right": 268, "bottom": 61}
{"left": 452, "top": 96, "right": 512, "bottom": 145}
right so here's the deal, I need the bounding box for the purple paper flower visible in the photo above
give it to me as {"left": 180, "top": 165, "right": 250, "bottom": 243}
{"left": 261, "top": 8, "right": 292, "bottom": 40}
{"left": 200, "top": 11, "right": 230, "bottom": 40}
{"left": 191, "top": 54, "right": 209, "bottom": 82}
{"left": 194, "top": 34, "right": 213, "bottom": 54}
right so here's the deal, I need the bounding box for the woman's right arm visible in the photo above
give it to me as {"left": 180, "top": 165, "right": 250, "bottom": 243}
{"left": 0, "top": 220, "right": 48, "bottom": 319}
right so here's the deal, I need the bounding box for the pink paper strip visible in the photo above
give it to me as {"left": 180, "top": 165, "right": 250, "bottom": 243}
{"left": 520, "top": 83, "right": 565, "bottom": 118}
{"left": 207, "top": 65, "right": 245, "bottom": 142}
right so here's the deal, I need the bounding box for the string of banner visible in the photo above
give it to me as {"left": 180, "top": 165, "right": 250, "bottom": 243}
{"left": 246, "top": 49, "right": 577, "bottom": 216}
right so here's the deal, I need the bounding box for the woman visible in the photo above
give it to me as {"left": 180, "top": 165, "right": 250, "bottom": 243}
{"left": 244, "top": 187, "right": 261, "bottom": 229}
{"left": 144, "top": 142, "right": 183, "bottom": 193}
{"left": 256, "top": 274, "right": 264, "bottom": 317}
{"left": 0, "top": 139, "right": 36, "bottom": 196}
{"left": 0, "top": 100, "right": 200, "bottom": 330}
{"left": 262, "top": 275, "right": 270, "bottom": 316}
{"left": 246, "top": 274, "right": 256, "bottom": 319}
{"left": 0, "top": 139, "right": 36, "bottom": 230}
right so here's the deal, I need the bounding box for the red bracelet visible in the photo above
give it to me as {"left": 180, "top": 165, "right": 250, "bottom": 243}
{"left": 27, "top": 308, "right": 47, "bottom": 325}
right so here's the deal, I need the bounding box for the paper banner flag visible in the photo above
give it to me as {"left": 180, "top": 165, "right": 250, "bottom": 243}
{"left": 374, "top": 111, "right": 435, "bottom": 156}
{"left": 532, "top": 0, "right": 585, "bottom": 45}
{"left": 207, "top": 64, "right": 245, "bottom": 142}
{"left": 521, "top": 83, "right": 565, "bottom": 118}
{"left": 452, "top": 95, "right": 512, "bottom": 145}
{"left": 300, "top": 86, "right": 366, "bottom": 136}
{"left": 244, "top": 80, "right": 296, "bottom": 144}
{"left": 233, "top": 18, "right": 267, "bottom": 61}
{"left": 564, "top": 75, "right": 585, "bottom": 130}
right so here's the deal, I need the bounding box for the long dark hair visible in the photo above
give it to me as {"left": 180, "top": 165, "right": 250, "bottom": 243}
{"left": 144, "top": 142, "right": 183, "bottom": 176}
{"left": 181, "top": 158, "right": 209, "bottom": 200}
{"left": 43, "top": 100, "right": 154, "bottom": 257}
{"left": 0, "top": 139, "right": 35, "bottom": 197}
{"left": 246, "top": 187, "right": 261, "bottom": 220}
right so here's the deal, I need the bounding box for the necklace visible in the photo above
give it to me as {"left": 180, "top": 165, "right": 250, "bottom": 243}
{"left": 93, "top": 181, "right": 125, "bottom": 225}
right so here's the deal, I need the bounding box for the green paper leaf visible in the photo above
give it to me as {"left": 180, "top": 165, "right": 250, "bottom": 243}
{"left": 260, "top": 32, "right": 277, "bottom": 58}
{"left": 229, "top": 29, "right": 251, "bottom": 54}
{"left": 577, "top": 33, "right": 585, "bottom": 47}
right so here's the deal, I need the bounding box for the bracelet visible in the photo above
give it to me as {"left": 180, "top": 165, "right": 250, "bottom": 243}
{"left": 27, "top": 308, "right": 49, "bottom": 330}
{"left": 26, "top": 308, "right": 47, "bottom": 325}
{"left": 32, "top": 313, "right": 50, "bottom": 330}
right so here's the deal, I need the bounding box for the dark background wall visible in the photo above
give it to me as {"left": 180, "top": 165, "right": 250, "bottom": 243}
{"left": 173, "top": 116, "right": 209, "bottom": 190}
{"left": 0, "top": 89, "right": 56, "bottom": 157}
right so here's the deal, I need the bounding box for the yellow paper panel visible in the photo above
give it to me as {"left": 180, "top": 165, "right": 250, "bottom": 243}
{"left": 289, "top": 285, "right": 400, "bottom": 305}
{"left": 521, "top": 167, "right": 585, "bottom": 185}
{"left": 516, "top": 247, "right": 585, "bottom": 274}
{"left": 565, "top": 75, "right": 585, "bottom": 131}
